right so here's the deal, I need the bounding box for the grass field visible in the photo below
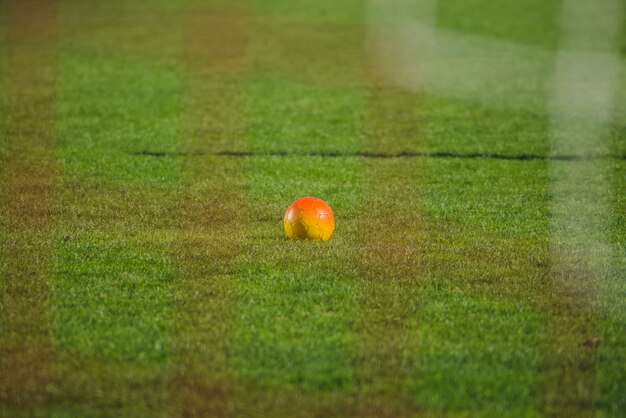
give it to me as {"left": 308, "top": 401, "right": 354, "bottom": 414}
{"left": 1, "top": 0, "right": 625, "bottom": 417}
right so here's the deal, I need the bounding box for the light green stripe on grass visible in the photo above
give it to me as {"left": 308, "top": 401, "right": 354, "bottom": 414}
{"left": 597, "top": 161, "right": 626, "bottom": 415}
{"left": 599, "top": 23, "right": 626, "bottom": 413}
{"left": 412, "top": 287, "right": 542, "bottom": 416}
{"left": 233, "top": 2, "right": 365, "bottom": 411}
{"left": 543, "top": 1, "right": 624, "bottom": 414}
{"left": 414, "top": 156, "right": 549, "bottom": 415}
{"left": 59, "top": 55, "right": 181, "bottom": 183}
{"left": 426, "top": 96, "right": 552, "bottom": 157}
{"left": 245, "top": 77, "right": 362, "bottom": 155}
{"left": 236, "top": 155, "right": 360, "bottom": 389}
{"left": 591, "top": 27, "right": 626, "bottom": 417}
{"left": 54, "top": 49, "right": 181, "bottom": 415}
{"left": 235, "top": 78, "right": 362, "bottom": 413}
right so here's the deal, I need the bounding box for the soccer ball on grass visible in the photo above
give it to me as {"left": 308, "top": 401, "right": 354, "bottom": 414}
{"left": 283, "top": 197, "right": 335, "bottom": 241}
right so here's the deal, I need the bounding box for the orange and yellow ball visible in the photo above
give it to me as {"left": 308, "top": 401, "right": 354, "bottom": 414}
{"left": 283, "top": 197, "right": 335, "bottom": 240}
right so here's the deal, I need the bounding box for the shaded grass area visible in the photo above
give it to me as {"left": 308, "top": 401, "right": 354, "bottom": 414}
{"left": 252, "top": 17, "right": 364, "bottom": 87}
{"left": 61, "top": 0, "right": 183, "bottom": 69}
{"left": 46, "top": 354, "right": 169, "bottom": 418}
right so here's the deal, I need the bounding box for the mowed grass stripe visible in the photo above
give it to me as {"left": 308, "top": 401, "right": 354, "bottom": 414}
{"left": 353, "top": 79, "right": 427, "bottom": 414}
{"left": 52, "top": 2, "right": 183, "bottom": 414}
{"left": 0, "top": 0, "right": 60, "bottom": 412}
{"left": 232, "top": 3, "right": 363, "bottom": 414}
{"left": 541, "top": 127, "right": 624, "bottom": 415}
{"left": 235, "top": 152, "right": 360, "bottom": 416}
{"left": 415, "top": 158, "right": 548, "bottom": 415}
{"left": 167, "top": 2, "right": 251, "bottom": 416}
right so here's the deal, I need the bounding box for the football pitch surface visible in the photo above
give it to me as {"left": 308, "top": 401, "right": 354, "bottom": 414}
{"left": 1, "top": 0, "right": 625, "bottom": 416}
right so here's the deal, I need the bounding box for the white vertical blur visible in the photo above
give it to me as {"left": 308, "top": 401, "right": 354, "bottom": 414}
{"left": 548, "top": 0, "right": 623, "bottom": 277}
{"left": 366, "top": 0, "right": 437, "bottom": 89}
{"left": 366, "top": 1, "right": 626, "bottom": 115}
{"left": 365, "top": 0, "right": 556, "bottom": 113}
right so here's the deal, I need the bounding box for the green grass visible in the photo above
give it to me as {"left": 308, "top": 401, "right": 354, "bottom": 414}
{"left": 1, "top": 0, "right": 625, "bottom": 417}
{"left": 436, "top": 0, "right": 562, "bottom": 49}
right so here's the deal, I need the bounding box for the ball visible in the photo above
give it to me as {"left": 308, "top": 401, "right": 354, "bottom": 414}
{"left": 283, "top": 197, "right": 335, "bottom": 241}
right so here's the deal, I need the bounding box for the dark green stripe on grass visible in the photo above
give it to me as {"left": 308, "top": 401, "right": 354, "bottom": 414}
{"left": 0, "top": 1, "right": 60, "bottom": 414}
{"left": 168, "top": 2, "right": 251, "bottom": 416}
{"left": 353, "top": 82, "right": 427, "bottom": 416}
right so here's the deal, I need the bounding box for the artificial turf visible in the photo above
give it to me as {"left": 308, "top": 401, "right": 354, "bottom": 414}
{"left": 1, "top": 0, "right": 625, "bottom": 417}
